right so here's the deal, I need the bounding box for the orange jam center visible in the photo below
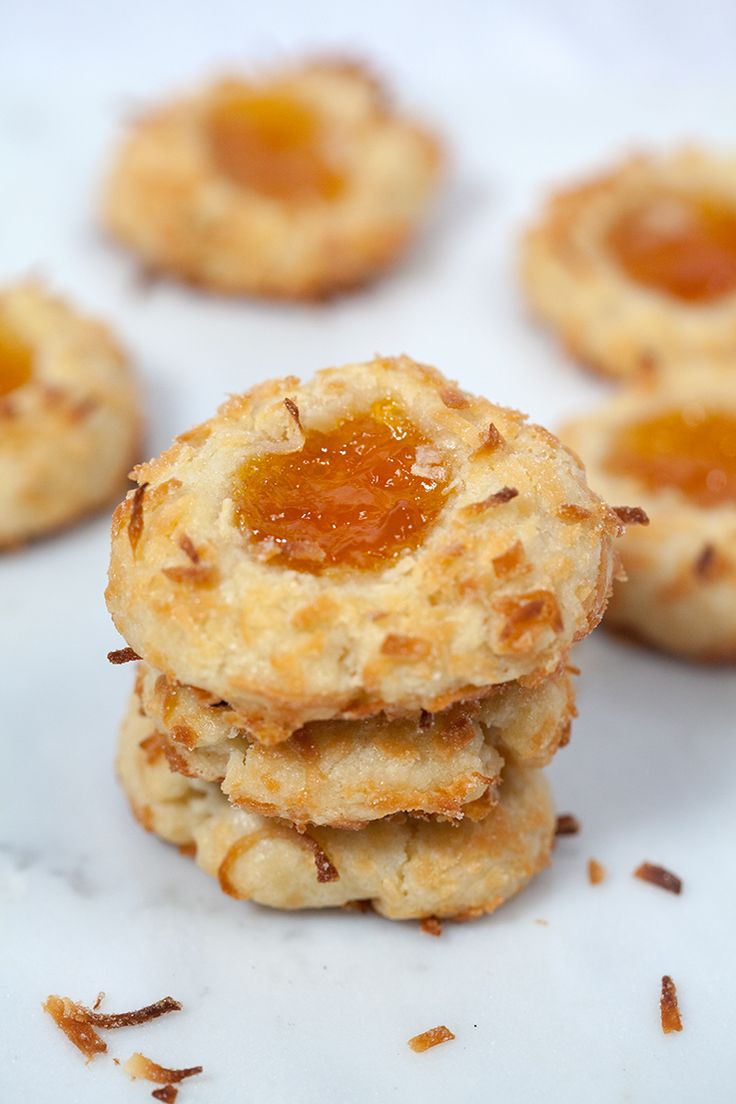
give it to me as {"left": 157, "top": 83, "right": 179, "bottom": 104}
{"left": 605, "top": 408, "right": 736, "bottom": 507}
{"left": 0, "top": 318, "right": 33, "bottom": 397}
{"left": 233, "top": 401, "right": 449, "bottom": 572}
{"left": 607, "top": 193, "right": 736, "bottom": 303}
{"left": 205, "top": 86, "right": 344, "bottom": 201}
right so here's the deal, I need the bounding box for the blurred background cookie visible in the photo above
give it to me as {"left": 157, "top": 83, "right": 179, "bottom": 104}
{"left": 103, "top": 59, "right": 441, "bottom": 299}
{"left": 0, "top": 283, "right": 140, "bottom": 549}
{"left": 521, "top": 149, "right": 736, "bottom": 380}
{"left": 562, "top": 363, "right": 736, "bottom": 660}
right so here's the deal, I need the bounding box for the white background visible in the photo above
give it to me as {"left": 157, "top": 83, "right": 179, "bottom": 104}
{"left": 2, "top": 3, "right": 736, "bottom": 1101}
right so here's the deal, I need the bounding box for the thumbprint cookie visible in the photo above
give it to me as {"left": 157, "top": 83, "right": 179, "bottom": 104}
{"left": 0, "top": 283, "right": 140, "bottom": 549}
{"left": 106, "top": 356, "right": 619, "bottom": 742}
{"left": 522, "top": 149, "right": 736, "bottom": 379}
{"left": 118, "top": 699, "right": 555, "bottom": 922}
{"left": 103, "top": 59, "right": 441, "bottom": 299}
{"left": 562, "top": 363, "right": 735, "bottom": 660}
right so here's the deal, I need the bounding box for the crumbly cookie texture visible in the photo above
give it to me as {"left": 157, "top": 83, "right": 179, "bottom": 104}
{"left": 561, "top": 363, "right": 736, "bottom": 660}
{"left": 118, "top": 700, "right": 555, "bottom": 921}
{"left": 0, "top": 283, "right": 141, "bottom": 549}
{"left": 103, "top": 59, "right": 441, "bottom": 300}
{"left": 106, "top": 356, "right": 620, "bottom": 741}
{"left": 135, "top": 663, "right": 574, "bottom": 827}
{"left": 521, "top": 149, "right": 736, "bottom": 380}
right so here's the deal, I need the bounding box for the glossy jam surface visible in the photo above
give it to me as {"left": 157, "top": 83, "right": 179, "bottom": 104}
{"left": 607, "top": 193, "right": 736, "bottom": 303}
{"left": 206, "top": 86, "right": 344, "bottom": 201}
{"left": 0, "top": 318, "right": 33, "bottom": 397}
{"left": 233, "top": 402, "right": 449, "bottom": 572}
{"left": 605, "top": 408, "right": 736, "bottom": 507}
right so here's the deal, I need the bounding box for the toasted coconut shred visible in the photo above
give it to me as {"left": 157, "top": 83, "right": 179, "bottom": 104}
{"left": 408, "top": 1025, "right": 456, "bottom": 1052}
{"left": 283, "top": 396, "right": 302, "bottom": 428}
{"left": 43, "top": 993, "right": 183, "bottom": 1063}
{"left": 124, "top": 1052, "right": 203, "bottom": 1084}
{"left": 555, "top": 813, "right": 581, "bottom": 836}
{"left": 612, "top": 505, "right": 649, "bottom": 526}
{"left": 301, "top": 833, "right": 340, "bottom": 883}
{"left": 420, "top": 916, "right": 443, "bottom": 937}
{"left": 108, "top": 646, "right": 141, "bottom": 664}
{"left": 79, "top": 996, "right": 182, "bottom": 1029}
{"left": 587, "top": 859, "right": 605, "bottom": 885}
{"left": 43, "top": 996, "right": 107, "bottom": 1062}
{"left": 660, "top": 976, "right": 683, "bottom": 1034}
{"left": 635, "top": 862, "right": 683, "bottom": 895}
{"left": 152, "top": 1087, "right": 178, "bottom": 1103}
{"left": 128, "top": 482, "right": 148, "bottom": 552}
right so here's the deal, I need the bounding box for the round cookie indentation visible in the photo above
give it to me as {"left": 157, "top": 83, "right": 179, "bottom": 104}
{"left": 232, "top": 399, "right": 450, "bottom": 573}
{"left": 606, "top": 192, "right": 736, "bottom": 304}
{"left": 205, "top": 83, "right": 345, "bottom": 202}
{"left": 604, "top": 407, "right": 736, "bottom": 508}
{"left": 0, "top": 317, "right": 33, "bottom": 397}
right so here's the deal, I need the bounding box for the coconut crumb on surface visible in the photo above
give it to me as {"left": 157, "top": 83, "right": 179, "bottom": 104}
{"left": 152, "top": 1087, "right": 178, "bottom": 1103}
{"left": 81, "top": 996, "right": 182, "bottom": 1029}
{"left": 588, "top": 859, "right": 606, "bottom": 884}
{"left": 43, "top": 991, "right": 184, "bottom": 1065}
{"left": 124, "top": 1052, "right": 203, "bottom": 1084}
{"left": 635, "top": 862, "right": 682, "bottom": 895}
{"left": 408, "top": 1025, "right": 455, "bottom": 1053}
{"left": 660, "top": 976, "right": 683, "bottom": 1034}
{"left": 43, "top": 996, "right": 107, "bottom": 1062}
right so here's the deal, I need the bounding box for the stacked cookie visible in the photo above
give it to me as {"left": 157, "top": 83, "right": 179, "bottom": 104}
{"left": 108, "top": 356, "right": 621, "bottom": 921}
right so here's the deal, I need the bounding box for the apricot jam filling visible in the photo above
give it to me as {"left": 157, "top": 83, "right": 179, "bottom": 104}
{"left": 206, "top": 85, "right": 345, "bottom": 201}
{"left": 604, "top": 408, "right": 736, "bottom": 507}
{"left": 233, "top": 401, "right": 449, "bottom": 572}
{"left": 0, "top": 318, "right": 33, "bottom": 397}
{"left": 606, "top": 192, "right": 736, "bottom": 303}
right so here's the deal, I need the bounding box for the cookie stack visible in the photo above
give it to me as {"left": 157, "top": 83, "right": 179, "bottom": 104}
{"left": 109, "top": 356, "right": 621, "bottom": 921}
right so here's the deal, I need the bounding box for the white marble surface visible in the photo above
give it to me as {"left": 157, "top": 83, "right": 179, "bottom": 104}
{"left": 2, "top": 5, "right": 736, "bottom": 1101}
